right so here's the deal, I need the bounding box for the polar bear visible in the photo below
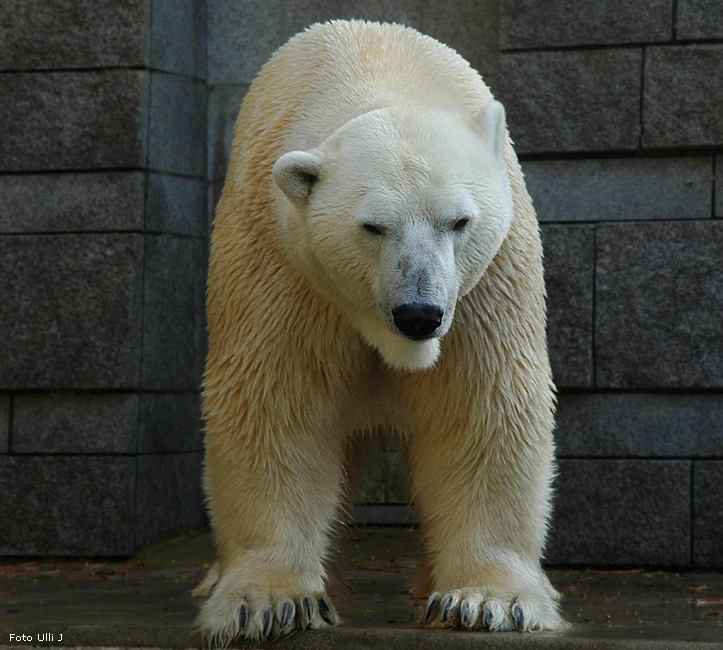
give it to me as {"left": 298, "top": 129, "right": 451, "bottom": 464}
{"left": 196, "top": 19, "right": 564, "bottom": 644}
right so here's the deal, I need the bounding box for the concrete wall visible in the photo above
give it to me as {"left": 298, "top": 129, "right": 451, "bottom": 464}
{"left": 2, "top": 0, "right": 722, "bottom": 567}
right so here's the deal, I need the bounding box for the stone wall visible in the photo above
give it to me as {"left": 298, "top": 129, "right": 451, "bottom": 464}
{"left": 497, "top": 0, "right": 723, "bottom": 568}
{"left": 0, "top": 0, "right": 207, "bottom": 555}
{"left": 2, "top": 0, "right": 721, "bottom": 567}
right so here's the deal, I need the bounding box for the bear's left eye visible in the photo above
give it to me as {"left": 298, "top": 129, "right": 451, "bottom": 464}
{"left": 453, "top": 218, "right": 469, "bottom": 231}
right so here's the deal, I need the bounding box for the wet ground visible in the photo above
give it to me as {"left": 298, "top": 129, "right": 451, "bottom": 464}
{"left": 1, "top": 527, "right": 721, "bottom": 649}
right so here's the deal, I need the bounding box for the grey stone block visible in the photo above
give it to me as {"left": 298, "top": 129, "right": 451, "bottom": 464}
{"left": 499, "top": 49, "right": 642, "bottom": 154}
{"left": 285, "top": 0, "right": 425, "bottom": 34}
{"left": 138, "top": 392, "right": 203, "bottom": 453}
{"left": 352, "top": 505, "right": 418, "bottom": 525}
{"left": 547, "top": 460, "right": 690, "bottom": 566}
{"left": 0, "top": 456, "right": 135, "bottom": 555}
{"left": 716, "top": 156, "right": 722, "bottom": 218}
{"left": 416, "top": 0, "right": 499, "bottom": 77}
{"left": 0, "top": 71, "right": 148, "bottom": 171}
{"left": 0, "top": 0, "right": 150, "bottom": 70}
{"left": 142, "top": 235, "right": 205, "bottom": 390}
{"left": 149, "top": 73, "right": 206, "bottom": 177}
{"left": 147, "top": 174, "right": 206, "bottom": 236}
{"left": 500, "top": 0, "right": 672, "bottom": 50}
{"left": 288, "top": 0, "right": 499, "bottom": 79}
{"left": 208, "top": 0, "right": 429, "bottom": 85}
{"left": 694, "top": 461, "right": 723, "bottom": 568}
{"left": 525, "top": 157, "right": 713, "bottom": 222}
{"left": 0, "top": 234, "right": 143, "bottom": 389}
{"left": 12, "top": 393, "right": 138, "bottom": 454}
{"left": 355, "top": 436, "right": 410, "bottom": 504}
{"left": 207, "top": 85, "right": 247, "bottom": 181}
{"left": 644, "top": 46, "right": 723, "bottom": 149}
{"left": 0, "top": 395, "right": 8, "bottom": 453}
{"left": 355, "top": 439, "right": 386, "bottom": 503}
{"left": 136, "top": 453, "right": 205, "bottom": 548}
{"left": 151, "top": 0, "right": 205, "bottom": 79}
{"left": 0, "top": 173, "right": 146, "bottom": 233}
{"left": 541, "top": 225, "right": 594, "bottom": 388}
{"left": 555, "top": 393, "right": 723, "bottom": 458}
{"left": 207, "top": 0, "right": 287, "bottom": 85}
{"left": 596, "top": 221, "right": 723, "bottom": 388}
{"left": 677, "top": 0, "right": 723, "bottom": 39}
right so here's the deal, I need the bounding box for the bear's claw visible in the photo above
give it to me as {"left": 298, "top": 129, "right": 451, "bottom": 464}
{"left": 513, "top": 603, "right": 524, "bottom": 631}
{"left": 424, "top": 593, "right": 441, "bottom": 622}
{"left": 278, "top": 599, "right": 294, "bottom": 631}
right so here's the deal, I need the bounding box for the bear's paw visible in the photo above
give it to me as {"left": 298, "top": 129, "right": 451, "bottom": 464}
{"left": 197, "top": 581, "right": 340, "bottom": 646}
{"left": 423, "top": 586, "right": 567, "bottom": 633}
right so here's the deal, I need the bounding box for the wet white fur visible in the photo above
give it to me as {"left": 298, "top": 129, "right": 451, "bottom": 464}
{"left": 199, "top": 19, "right": 566, "bottom": 646}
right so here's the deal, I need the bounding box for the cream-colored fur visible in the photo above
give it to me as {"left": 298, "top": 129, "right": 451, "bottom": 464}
{"left": 198, "top": 20, "right": 565, "bottom": 645}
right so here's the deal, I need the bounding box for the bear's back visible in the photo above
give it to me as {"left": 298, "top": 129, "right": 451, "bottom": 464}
{"left": 227, "top": 21, "right": 494, "bottom": 185}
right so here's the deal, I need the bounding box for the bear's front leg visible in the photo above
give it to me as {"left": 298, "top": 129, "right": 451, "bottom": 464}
{"left": 196, "top": 402, "right": 345, "bottom": 645}
{"left": 408, "top": 398, "right": 566, "bottom": 633}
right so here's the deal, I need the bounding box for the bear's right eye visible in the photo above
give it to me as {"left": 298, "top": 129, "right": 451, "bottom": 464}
{"left": 363, "top": 223, "right": 383, "bottom": 236}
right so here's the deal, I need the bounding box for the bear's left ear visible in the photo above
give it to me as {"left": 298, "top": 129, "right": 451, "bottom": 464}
{"left": 273, "top": 150, "right": 323, "bottom": 202}
{"left": 473, "top": 100, "right": 507, "bottom": 163}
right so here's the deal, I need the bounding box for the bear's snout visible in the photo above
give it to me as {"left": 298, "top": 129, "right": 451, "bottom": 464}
{"left": 392, "top": 302, "right": 443, "bottom": 340}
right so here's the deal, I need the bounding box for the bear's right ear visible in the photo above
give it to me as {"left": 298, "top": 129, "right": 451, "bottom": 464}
{"left": 272, "top": 151, "right": 323, "bottom": 202}
{"left": 473, "top": 100, "right": 507, "bottom": 164}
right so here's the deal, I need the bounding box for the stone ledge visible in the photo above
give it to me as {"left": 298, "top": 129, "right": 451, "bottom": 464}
{"left": 1, "top": 528, "right": 722, "bottom": 648}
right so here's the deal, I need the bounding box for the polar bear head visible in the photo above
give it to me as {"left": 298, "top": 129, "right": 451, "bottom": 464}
{"left": 273, "top": 102, "right": 513, "bottom": 371}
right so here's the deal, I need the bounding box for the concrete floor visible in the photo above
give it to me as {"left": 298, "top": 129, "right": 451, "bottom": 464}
{"left": 1, "top": 527, "right": 722, "bottom": 649}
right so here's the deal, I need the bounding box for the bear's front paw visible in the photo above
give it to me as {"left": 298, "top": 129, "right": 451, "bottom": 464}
{"left": 423, "top": 586, "right": 565, "bottom": 632}
{"left": 197, "top": 579, "right": 339, "bottom": 646}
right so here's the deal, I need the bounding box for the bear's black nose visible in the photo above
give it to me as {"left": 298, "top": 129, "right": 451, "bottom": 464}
{"left": 392, "top": 303, "right": 444, "bottom": 340}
